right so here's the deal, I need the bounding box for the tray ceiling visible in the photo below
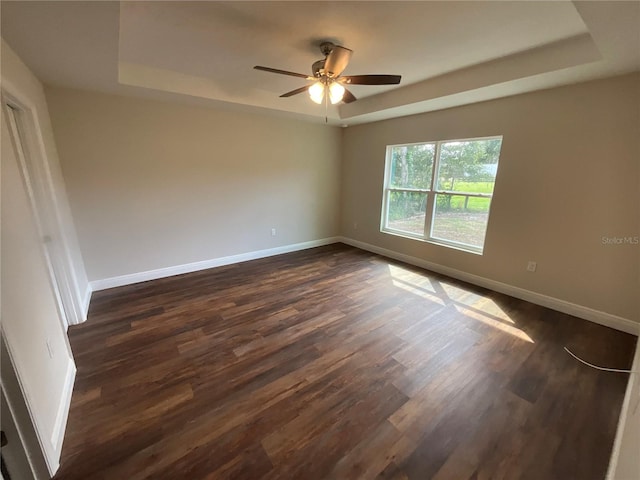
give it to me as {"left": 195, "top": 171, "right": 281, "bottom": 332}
{"left": 2, "top": 1, "right": 639, "bottom": 125}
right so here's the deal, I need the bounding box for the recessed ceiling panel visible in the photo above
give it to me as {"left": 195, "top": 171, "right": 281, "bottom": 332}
{"left": 118, "top": 1, "right": 588, "bottom": 115}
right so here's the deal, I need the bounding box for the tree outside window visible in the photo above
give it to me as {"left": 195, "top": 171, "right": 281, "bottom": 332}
{"left": 382, "top": 137, "right": 502, "bottom": 253}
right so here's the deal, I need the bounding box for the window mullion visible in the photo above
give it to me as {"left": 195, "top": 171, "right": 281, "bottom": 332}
{"left": 424, "top": 141, "right": 441, "bottom": 239}
{"left": 434, "top": 190, "right": 492, "bottom": 199}
{"left": 387, "top": 187, "right": 430, "bottom": 193}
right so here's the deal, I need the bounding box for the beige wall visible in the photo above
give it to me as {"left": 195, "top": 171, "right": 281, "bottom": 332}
{"left": 46, "top": 87, "right": 342, "bottom": 282}
{"left": 46, "top": 76, "right": 638, "bottom": 321}
{"left": 1, "top": 40, "right": 77, "bottom": 474}
{"left": 341, "top": 73, "right": 639, "bottom": 322}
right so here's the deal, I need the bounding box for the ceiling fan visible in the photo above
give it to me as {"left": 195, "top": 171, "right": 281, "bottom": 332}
{"left": 254, "top": 42, "right": 401, "bottom": 105}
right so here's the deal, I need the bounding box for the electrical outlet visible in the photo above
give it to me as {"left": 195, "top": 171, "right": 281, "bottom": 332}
{"left": 353, "top": 222, "right": 358, "bottom": 230}
{"left": 527, "top": 261, "right": 537, "bottom": 272}
{"left": 46, "top": 339, "right": 54, "bottom": 359}
{"left": 271, "top": 228, "right": 276, "bottom": 237}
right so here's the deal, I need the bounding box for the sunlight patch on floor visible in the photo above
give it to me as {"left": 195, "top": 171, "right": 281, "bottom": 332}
{"left": 389, "top": 265, "right": 446, "bottom": 306}
{"left": 441, "top": 283, "right": 483, "bottom": 306}
{"left": 388, "top": 264, "right": 533, "bottom": 343}
{"left": 455, "top": 304, "right": 534, "bottom": 343}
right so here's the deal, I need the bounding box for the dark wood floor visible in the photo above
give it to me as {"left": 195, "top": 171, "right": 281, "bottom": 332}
{"left": 55, "top": 244, "right": 637, "bottom": 480}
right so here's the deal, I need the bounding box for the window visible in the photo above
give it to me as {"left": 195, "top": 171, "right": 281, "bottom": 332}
{"left": 381, "top": 136, "right": 502, "bottom": 253}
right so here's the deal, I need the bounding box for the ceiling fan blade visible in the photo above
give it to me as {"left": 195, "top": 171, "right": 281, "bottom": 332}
{"left": 342, "top": 88, "right": 357, "bottom": 104}
{"left": 323, "top": 46, "right": 353, "bottom": 77}
{"left": 341, "top": 74, "right": 402, "bottom": 85}
{"left": 280, "top": 85, "right": 309, "bottom": 98}
{"left": 254, "top": 66, "right": 310, "bottom": 79}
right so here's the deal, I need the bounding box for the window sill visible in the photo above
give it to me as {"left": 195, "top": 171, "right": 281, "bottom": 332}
{"left": 380, "top": 228, "right": 484, "bottom": 255}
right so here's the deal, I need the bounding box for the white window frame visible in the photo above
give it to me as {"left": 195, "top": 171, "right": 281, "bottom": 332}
{"left": 380, "top": 135, "right": 502, "bottom": 254}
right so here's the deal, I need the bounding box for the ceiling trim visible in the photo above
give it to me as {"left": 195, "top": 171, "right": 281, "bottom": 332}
{"left": 339, "top": 33, "right": 601, "bottom": 120}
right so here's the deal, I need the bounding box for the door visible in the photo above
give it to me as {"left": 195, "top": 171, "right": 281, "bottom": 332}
{"left": 1, "top": 337, "right": 51, "bottom": 480}
{"left": 2, "top": 97, "right": 76, "bottom": 474}
{"left": 2, "top": 387, "right": 39, "bottom": 480}
{"left": 3, "top": 101, "right": 80, "bottom": 329}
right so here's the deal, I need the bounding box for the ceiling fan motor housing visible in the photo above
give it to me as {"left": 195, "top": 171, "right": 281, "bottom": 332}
{"left": 313, "top": 42, "right": 336, "bottom": 77}
{"left": 319, "top": 42, "right": 335, "bottom": 56}
{"left": 312, "top": 59, "right": 325, "bottom": 77}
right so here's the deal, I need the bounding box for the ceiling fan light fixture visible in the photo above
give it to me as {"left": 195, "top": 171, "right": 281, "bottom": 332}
{"left": 329, "top": 82, "right": 345, "bottom": 104}
{"left": 309, "top": 81, "right": 324, "bottom": 104}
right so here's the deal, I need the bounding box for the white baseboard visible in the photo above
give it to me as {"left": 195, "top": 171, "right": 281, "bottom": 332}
{"left": 50, "top": 358, "right": 75, "bottom": 456}
{"left": 339, "top": 236, "right": 639, "bottom": 336}
{"left": 88, "top": 234, "right": 638, "bottom": 336}
{"left": 90, "top": 237, "right": 341, "bottom": 291}
{"left": 607, "top": 344, "right": 640, "bottom": 480}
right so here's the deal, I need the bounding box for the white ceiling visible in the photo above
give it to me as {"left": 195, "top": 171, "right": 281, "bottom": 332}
{"left": 2, "top": 1, "right": 639, "bottom": 125}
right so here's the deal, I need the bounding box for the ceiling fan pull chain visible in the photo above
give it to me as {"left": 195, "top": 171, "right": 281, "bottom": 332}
{"left": 325, "top": 84, "right": 328, "bottom": 124}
